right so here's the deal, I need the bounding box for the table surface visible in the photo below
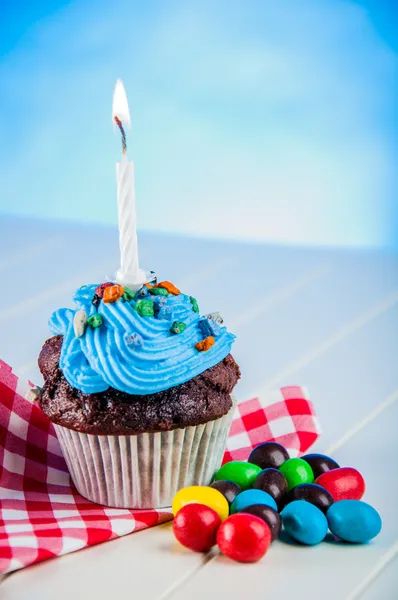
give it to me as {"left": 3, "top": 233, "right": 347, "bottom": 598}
{"left": 1, "top": 216, "right": 397, "bottom": 599}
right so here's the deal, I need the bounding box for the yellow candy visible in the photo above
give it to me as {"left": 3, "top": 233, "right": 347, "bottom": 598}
{"left": 172, "top": 486, "right": 229, "bottom": 521}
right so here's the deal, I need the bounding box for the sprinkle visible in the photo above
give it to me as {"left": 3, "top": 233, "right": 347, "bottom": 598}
{"left": 144, "top": 283, "right": 153, "bottom": 288}
{"left": 135, "top": 299, "right": 155, "bottom": 317}
{"left": 73, "top": 309, "right": 87, "bottom": 338}
{"left": 125, "top": 332, "right": 143, "bottom": 347}
{"left": 170, "top": 321, "right": 187, "bottom": 334}
{"left": 134, "top": 286, "right": 149, "bottom": 300}
{"left": 157, "top": 305, "right": 174, "bottom": 321}
{"left": 149, "top": 287, "right": 169, "bottom": 297}
{"left": 103, "top": 284, "right": 125, "bottom": 303}
{"left": 95, "top": 282, "right": 114, "bottom": 299}
{"left": 155, "top": 281, "right": 181, "bottom": 296}
{"left": 190, "top": 296, "right": 199, "bottom": 313}
{"left": 122, "top": 288, "right": 135, "bottom": 302}
{"left": 87, "top": 314, "right": 103, "bottom": 328}
{"left": 199, "top": 317, "right": 220, "bottom": 338}
{"left": 205, "top": 311, "right": 224, "bottom": 325}
{"left": 195, "top": 336, "right": 215, "bottom": 352}
{"left": 26, "top": 386, "right": 42, "bottom": 403}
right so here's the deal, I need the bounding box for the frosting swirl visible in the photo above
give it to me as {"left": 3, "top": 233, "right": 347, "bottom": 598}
{"left": 49, "top": 283, "right": 235, "bottom": 395}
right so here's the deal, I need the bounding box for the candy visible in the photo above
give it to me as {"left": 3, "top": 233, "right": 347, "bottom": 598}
{"left": 103, "top": 284, "right": 125, "bottom": 303}
{"left": 73, "top": 309, "right": 87, "bottom": 338}
{"left": 135, "top": 299, "right": 155, "bottom": 317}
{"left": 239, "top": 504, "right": 281, "bottom": 541}
{"left": 173, "top": 503, "right": 221, "bottom": 552}
{"left": 170, "top": 321, "right": 187, "bottom": 334}
{"left": 253, "top": 468, "right": 288, "bottom": 507}
{"left": 281, "top": 500, "right": 328, "bottom": 545}
{"left": 285, "top": 483, "right": 334, "bottom": 514}
{"left": 301, "top": 453, "right": 340, "bottom": 478}
{"left": 315, "top": 467, "right": 365, "bottom": 501}
{"left": 248, "top": 442, "right": 289, "bottom": 470}
{"left": 149, "top": 287, "right": 169, "bottom": 297}
{"left": 230, "top": 489, "right": 277, "bottom": 514}
{"left": 155, "top": 281, "right": 181, "bottom": 295}
{"left": 326, "top": 500, "right": 382, "bottom": 543}
{"left": 198, "top": 318, "right": 220, "bottom": 338}
{"left": 190, "top": 296, "right": 199, "bottom": 313}
{"left": 134, "top": 286, "right": 149, "bottom": 299}
{"left": 87, "top": 314, "right": 103, "bottom": 328}
{"left": 172, "top": 486, "right": 229, "bottom": 521}
{"left": 122, "top": 288, "right": 135, "bottom": 302}
{"left": 214, "top": 461, "right": 262, "bottom": 491}
{"left": 125, "top": 332, "right": 143, "bottom": 347}
{"left": 279, "top": 458, "right": 314, "bottom": 491}
{"left": 92, "top": 294, "right": 100, "bottom": 308}
{"left": 195, "top": 336, "right": 215, "bottom": 352}
{"left": 95, "top": 282, "right": 114, "bottom": 298}
{"left": 205, "top": 311, "right": 224, "bottom": 325}
{"left": 217, "top": 514, "right": 271, "bottom": 563}
{"left": 209, "top": 480, "right": 241, "bottom": 506}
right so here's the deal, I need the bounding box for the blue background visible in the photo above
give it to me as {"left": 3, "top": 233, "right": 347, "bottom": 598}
{"left": 0, "top": 0, "right": 397, "bottom": 248}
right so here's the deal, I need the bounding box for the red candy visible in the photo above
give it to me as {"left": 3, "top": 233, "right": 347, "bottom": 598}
{"left": 315, "top": 467, "right": 365, "bottom": 501}
{"left": 216, "top": 513, "right": 271, "bottom": 563}
{"left": 173, "top": 503, "right": 221, "bottom": 552}
{"left": 95, "top": 282, "right": 114, "bottom": 298}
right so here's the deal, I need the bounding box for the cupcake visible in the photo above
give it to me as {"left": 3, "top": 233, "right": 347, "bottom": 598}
{"left": 38, "top": 280, "right": 240, "bottom": 508}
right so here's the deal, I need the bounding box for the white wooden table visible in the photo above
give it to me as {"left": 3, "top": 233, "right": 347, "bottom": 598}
{"left": 1, "top": 216, "right": 397, "bottom": 599}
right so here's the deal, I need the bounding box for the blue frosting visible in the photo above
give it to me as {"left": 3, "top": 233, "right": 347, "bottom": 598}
{"left": 49, "top": 284, "right": 236, "bottom": 396}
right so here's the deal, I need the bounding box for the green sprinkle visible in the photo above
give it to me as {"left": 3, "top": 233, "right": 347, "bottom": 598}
{"left": 170, "top": 321, "right": 187, "bottom": 334}
{"left": 190, "top": 296, "right": 199, "bottom": 313}
{"left": 87, "top": 314, "right": 103, "bottom": 328}
{"left": 149, "top": 287, "right": 169, "bottom": 296}
{"left": 122, "top": 288, "right": 135, "bottom": 302}
{"left": 135, "top": 299, "right": 155, "bottom": 317}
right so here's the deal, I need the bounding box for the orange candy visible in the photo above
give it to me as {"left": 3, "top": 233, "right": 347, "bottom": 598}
{"left": 155, "top": 281, "right": 181, "bottom": 296}
{"left": 195, "top": 336, "right": 215, "bottom": 352}
{"left": 103, "top": 284, "right": 125, "bottom": 303}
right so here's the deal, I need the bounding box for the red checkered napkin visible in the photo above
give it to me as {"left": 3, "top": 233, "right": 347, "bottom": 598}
{"left": 0, "top": 360, "right": 321, "bottom": 575}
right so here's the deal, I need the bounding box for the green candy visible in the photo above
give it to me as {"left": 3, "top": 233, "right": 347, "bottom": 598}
{"left": 214, "top": 461, "right": 262, "bottom": 491}
{"left": 170, "top": 321, "right": 187, "bottom": 334}
{"left": 87, "top": 314, "right": 103, "bottom": 328}
{"left": 279, "top": 458, "right": 314, "bottom": 491}
{"left": 149, "top": 287, "right": 169, "bottom": 296}
{"left": 190, "top": 296, "right": 199, "bottom": 313}
{"left": 135, "top": 299, "right": 155, "bottom": 317}
{"left": 122, "top": 288, "right": 135, "bottom": 302}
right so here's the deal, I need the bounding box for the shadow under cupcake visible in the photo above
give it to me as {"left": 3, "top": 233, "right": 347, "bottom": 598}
{"left": 38, "top": 280, "right": 240, "bottom": 509}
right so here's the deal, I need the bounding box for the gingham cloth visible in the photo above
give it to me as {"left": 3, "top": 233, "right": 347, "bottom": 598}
{"left": 0, "top": 359, "right": 321, "bottom": 574}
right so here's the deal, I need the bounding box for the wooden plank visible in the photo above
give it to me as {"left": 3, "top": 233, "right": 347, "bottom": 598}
{"left": 166, "top": 396, "right": 398, "bottom": 600}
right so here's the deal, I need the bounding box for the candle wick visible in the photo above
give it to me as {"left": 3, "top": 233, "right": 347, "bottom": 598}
{"left": 114, "top": 116, "right": 127, "bottom": 154}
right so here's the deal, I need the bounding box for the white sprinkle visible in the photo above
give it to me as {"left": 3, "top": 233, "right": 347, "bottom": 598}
{"left": 26, "top": 386, "right": 43, "bottom": 402}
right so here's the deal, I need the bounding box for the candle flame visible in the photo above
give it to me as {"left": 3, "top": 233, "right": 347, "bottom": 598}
{"left": 112, "top": 79, "right": 131, "bottom": 127}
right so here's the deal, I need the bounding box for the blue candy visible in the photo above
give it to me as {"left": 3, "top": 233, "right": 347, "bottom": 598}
{"left": 199, "top": 317, "right": 221, "bottom": 338}
{"left": 327, "top": 500, "right": 382, "bottom": 543}
{"left": 281, "top": 500, "right": 328, "bottom": 545}
{"left": 230, "top": 489, "right": 277, "bottom": 514}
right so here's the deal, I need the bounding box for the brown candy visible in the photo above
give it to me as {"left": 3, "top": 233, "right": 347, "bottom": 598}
{"left": 253, "top": 468, "right": 288, "bottom": 508}
{"left": 239, "top": 504, "right": 281, "bottom": 541}
{"left": 210, "top": 480, "right": 241, "bottom": 506}
{"left": 285, "top": 483, "right": 334, "bottom": 514}
{"left": 301, "top": 453, "right": 340, "bottom": 479}
{"left": 248, "top": 442, "right": 289, "bottom": 470}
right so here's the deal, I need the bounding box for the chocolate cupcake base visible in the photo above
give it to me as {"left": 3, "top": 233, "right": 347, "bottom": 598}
{"left": 54, "top": 401, "right": 235, "bottom": 508}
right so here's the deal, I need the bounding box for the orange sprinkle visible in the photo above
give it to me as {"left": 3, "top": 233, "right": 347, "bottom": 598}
{"left": 155, "top": 281, "right": 181, "bottom": 296}
{"left": 144, "top": 283, "right": 153, "bottom": 288}
{"left": 103, "top": 284, "right": 125, "bottom": 303}
{"left": 195, "top": 336, "right": 215, "bottom": 352}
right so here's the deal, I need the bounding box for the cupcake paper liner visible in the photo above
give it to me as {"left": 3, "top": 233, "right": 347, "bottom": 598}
{"left": 54, "top": 396, "right": 236, "bottom": 509}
